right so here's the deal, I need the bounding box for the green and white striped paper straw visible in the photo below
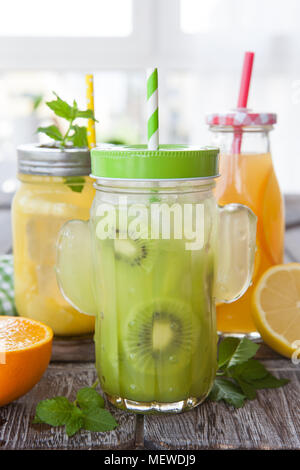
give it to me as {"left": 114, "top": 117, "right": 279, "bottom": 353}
{"left": 147, "top": 68, "right": 159, "bottom": 150}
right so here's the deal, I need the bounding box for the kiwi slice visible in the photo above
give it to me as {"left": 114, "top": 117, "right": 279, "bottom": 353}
{"left": 123, "top": 298, "right": 199, "bottom": 371}
{"left": 96, "top": 210, "right": 157, "bottom": 272}
{"left": 113, "top": 226, "right": 157, "bottom": 272}
{"left": 120, "top": 298, "right": 201, "bottom": 402}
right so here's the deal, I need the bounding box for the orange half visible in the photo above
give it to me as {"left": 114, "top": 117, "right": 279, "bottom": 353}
{"left": 0, "top": 316, "right": 53, "bottom": 406}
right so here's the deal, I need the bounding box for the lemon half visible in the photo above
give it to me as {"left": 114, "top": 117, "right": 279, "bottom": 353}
{"left": 252, "top": 263, "right": 300, "bottom": 358}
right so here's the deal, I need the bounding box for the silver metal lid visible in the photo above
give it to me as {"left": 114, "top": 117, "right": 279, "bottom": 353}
{"left": 17, "top": 144, "right": 91, "bottom": 176}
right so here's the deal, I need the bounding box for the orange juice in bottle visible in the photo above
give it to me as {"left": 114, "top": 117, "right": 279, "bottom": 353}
{"left": 207, "top": 110, "right": 284, "bottom": 337}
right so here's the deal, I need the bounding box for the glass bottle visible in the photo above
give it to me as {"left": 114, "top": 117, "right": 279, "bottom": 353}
{"left": 207, "top": 110, "right": 284, "bottom": 338}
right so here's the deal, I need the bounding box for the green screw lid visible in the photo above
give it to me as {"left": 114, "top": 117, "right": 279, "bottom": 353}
{"left": 91, "top": 145, "right": 219, "bottom": 180}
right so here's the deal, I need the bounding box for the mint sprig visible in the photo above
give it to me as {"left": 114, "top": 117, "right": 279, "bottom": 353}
{"left": 208, "top": 337, "right": 289, "bottom": 408}
{"left": 37, "top": 92, "right": 97, "bottom": 149}
{"left": 33, "top": 382, "right": 117, "bottom": 437}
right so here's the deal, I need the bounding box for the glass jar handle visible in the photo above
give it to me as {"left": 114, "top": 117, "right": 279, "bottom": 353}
{"left": 215, "top": 203, "right": 257, "bottom": 303}
{"left": 56, "top": 220, "right": 97, "bottom": 316}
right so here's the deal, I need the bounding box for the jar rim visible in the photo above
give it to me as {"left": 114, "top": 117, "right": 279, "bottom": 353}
{"left": 93, "top": 176, "right": 217, "bottom": 194}
{"left": 91, "top": 174, "right": 219, "bottom": 182}
{"left": 17, "top": 143, "right": 91, "bottom": 177}
{"left": 208, "top": 125, "right": 274, "bottom": 132}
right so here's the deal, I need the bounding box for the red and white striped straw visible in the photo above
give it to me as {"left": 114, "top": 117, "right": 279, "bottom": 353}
{"left": 232, "top": 51, "right": 255, "bottom": 154}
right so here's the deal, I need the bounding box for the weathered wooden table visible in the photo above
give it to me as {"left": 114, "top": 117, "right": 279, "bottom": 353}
{"left": 0, "top": 195, "right": 299, "bottom": 450}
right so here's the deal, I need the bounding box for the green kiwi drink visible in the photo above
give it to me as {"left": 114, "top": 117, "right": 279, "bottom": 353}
{"left": 90, "top": 184, "right": 217, "bottom": 406}
{"left": 56, "top": 145, "right": 257, "bottom": 413}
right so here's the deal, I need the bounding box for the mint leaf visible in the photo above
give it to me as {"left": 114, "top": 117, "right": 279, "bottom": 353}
{"left": 218, "top": 337, "right": 240, "bottom": 368}
{"left": 33, "top": 94, "right": 43, "bottom": 110}
{"left": 33, "top": 380, "right": 118, "bottom": 437}
{"left": 37, "top": 91, "right": 97, "bottom": 147}
{"left": 209, "top": 378, "right": 246, "bottom": 408}
{"left": 82, "top": 407, "right": 118, "bottom": 432}
{"left": 64, "top": 176, "right": 85, "bottom": 193}
{"left": 229, "top": 358, "right": 289, "bottom": 389}
{"left": 228, "top": 358, "right": 268, "bottom": 399}
{"left": 69, "top": 125, "right": 88, "bottom": 148}
{"left": 251, "top": 373, "right": 289, "bottom": 389}
{"left": 77, "top": 387, "right": 105, "bottom": 410}
{"left": 46, "top": 92, "right": 76, "bottom": 120}
{"left": 235, "top": 377, "right": 257, "bottom": 400}
{"left": 210, "top": 337, "right": 289, "bottom": 409}
{"left": 77, "top": 109, "right": 97, "bottom": 121}
{"left": 231, "top": 358, "right": 269, "bottom": 381}
{"left": 220, "top": 337, "right": 259, "bottom": 370}
{"left": 65, "top": 406, "right": 84, "bottom": 437}
{"left": 37, "top": 125, "right": 63, "bottom": 142}
{"left": 34, "top": 397, "right": 74, "bottom": 426}
{"left": 72, "top": 99, "right": 78, "bottom": 115}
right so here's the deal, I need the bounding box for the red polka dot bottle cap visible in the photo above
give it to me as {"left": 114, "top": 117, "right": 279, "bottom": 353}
{"left": 206, "top": 109, "right": 277, "bottom": 127}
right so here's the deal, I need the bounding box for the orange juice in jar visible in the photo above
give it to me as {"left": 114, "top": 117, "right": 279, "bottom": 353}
{"left": 12, "top": 144, "right": 95, "bottom": 336}
{"left": 207, "top": 111, "right": 284, "bottom": 337}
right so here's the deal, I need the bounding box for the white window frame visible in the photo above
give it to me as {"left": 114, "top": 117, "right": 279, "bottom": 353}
{"left": 0, "top": 0, "right": 157, "bottom": 70}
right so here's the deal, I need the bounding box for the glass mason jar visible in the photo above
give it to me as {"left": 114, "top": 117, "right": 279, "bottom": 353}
{"left": 56, "top": 145, "right": 257, "bottom": 413}
{"left": 12, "top": 144, "right": 95, "bottom": 336}
{"left": 206, "top": 110, "right": 284, "bottom": 338}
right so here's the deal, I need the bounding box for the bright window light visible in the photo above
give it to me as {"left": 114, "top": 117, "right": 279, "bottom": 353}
{"left": 180, "top": 0, "right": 300, "bottom": 34}
{"left": 0, "top": 0, "right": 132, "bottom": 37}
{"left": 180, "top": 0, "right": 220, "bottom": 34}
